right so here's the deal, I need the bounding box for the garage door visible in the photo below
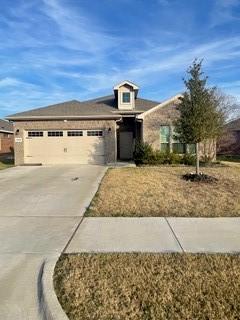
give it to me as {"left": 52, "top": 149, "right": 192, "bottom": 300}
{"left": 24, "top": 130, "right": 105, "bottom": 165}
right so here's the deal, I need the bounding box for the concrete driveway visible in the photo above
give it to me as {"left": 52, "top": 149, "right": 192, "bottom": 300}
{"left": 0, "top": 165, "right": 106, "bottom": 320}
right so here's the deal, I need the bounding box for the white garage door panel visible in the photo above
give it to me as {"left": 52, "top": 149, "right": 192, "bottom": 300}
{"left": 24, "top": 132, "right": 105, "bottom": 165}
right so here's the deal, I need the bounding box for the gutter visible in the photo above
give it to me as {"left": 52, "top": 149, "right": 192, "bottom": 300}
{"left": 0, "top": 130, "right": 13, "bottom": 134}
{"left": 6, "top": 115, "right": 122, "bottom": 121}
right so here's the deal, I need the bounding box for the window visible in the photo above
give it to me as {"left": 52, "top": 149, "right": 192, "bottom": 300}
{"left": 159, "top": 126, "right": 195, "bottom": 154}
{"left": 172, "top": 143, "right": 185, "bottom": 154}
{"left": 187, "top": 144, "right": 196, "bottom": 154}
{"left": 122, "top": 92, "right": 130, "bottom": 103}
{"left": 160, "top": 126, "right": 170, "bottom": 152}
{"left": 172, "top": 127, "right": 185, "bottom": 154}
{"left": 48, "top": 131, "right": 63, "bottom": 137}
{"left": 87, "top": 130, "right": 103, "bottom": 137}
{"left": 67, "top": 131, "right": 83, "bottom": 136}
{"left": 28, "top": 131, "right": 43, "bottom": 137}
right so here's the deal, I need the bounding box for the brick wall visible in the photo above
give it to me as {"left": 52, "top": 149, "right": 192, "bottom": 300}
{"left": 217, "top": 130, "right": 240, "bottom": 155}
{"left": 143, "top": 103, "right": 180, "bottom": 149}
{"left": 143, "top": 103, "right": 216, "bottom": 160}
{"left": 13, "top": 119, "right": 116, "bottom": 165}
{"left": 0, "top": 134, "right": 14, "bottom": 154}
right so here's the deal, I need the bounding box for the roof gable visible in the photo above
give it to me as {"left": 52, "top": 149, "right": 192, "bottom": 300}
{"left": 225, "top": 117, "right": 240, "bottom": 130}
{"left": 113, "top": 80, "right": 139, "bottom": 90}
{"left": 0, "top": 119, "right": 13, "bottom": 133}
{"left": 137, "top": 94, "right": 182, "bottom": 119}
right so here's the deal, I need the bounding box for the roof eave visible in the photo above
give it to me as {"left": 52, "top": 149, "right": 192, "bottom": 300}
{"left": 0, "top": 129, "right": 13, "bottom": 134}
{"left": 6, "top": 115, "right": 122, "bottom": 121}
{"left": 113, "top": 80, "right": 139, "bottom": 91}
{"left": 136, "top": 94, "right": 183, "bottom": 120}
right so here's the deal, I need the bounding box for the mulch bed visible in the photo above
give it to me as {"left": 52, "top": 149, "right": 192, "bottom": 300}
{"left": 182, "top": 172, "right": 218, "bottom": 183}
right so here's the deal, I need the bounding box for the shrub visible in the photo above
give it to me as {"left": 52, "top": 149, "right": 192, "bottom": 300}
{"left": 181, "top": 153, "right": 196, "bottom": 165}
{"left": 165, "top": 152, "right": 182, "bottom": 164}
{"left": 133, "top": 141, "right": 155, "bottom": 165}
{"left": 134, "top": 142, "right": 196, "bottom": 166}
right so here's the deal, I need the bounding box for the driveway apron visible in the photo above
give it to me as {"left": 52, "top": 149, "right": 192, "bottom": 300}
{"left": 0, "top": 165, "right": 106, "bottom": 320}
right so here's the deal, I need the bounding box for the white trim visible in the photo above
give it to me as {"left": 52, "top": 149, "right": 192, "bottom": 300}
{"left": 121, "top": 92, "right": 131, "bottom": 104}
{"left": 0, "top": 129, "right": 13, "bottom": 134}
{"left": 113, "top": 80, "right": 139, "bottom": 90}
{"left": 111, "top": 110, "right": 142, "bottom": 114}
{"left": 136, "top": 94, "right": 183, "bottom": 120}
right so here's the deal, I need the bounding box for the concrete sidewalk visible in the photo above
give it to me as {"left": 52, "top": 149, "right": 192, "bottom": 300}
{"left": 66, "top": 217, "right": 240, "bottom": 253}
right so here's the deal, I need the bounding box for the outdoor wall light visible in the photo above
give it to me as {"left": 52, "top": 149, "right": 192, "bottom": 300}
{"left": 15, "top": 129, "right": 19, "bottom": 135}
{"left": 108, "top": 127, "right": 111, "bottom": 132}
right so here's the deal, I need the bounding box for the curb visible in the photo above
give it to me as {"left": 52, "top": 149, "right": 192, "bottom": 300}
{"left": 41, "top": 255, "right": 69, "bottom": 320}
{"left": 77, "top": 166, "right": 108, "bottom": 216}
{"left": 40, "top": 166, "right": 108, "bottom": 319}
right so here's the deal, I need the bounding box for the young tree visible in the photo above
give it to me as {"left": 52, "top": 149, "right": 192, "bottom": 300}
{"left": 175, "top": 60, "right": 225, "bottom": 175}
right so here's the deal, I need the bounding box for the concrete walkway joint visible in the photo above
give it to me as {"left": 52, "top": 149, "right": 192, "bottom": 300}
{"left": 165, "top": 218, "right": 185, "bottom": 253}
{"left": 66, "top": 217, "right": 240, "bottom": 254}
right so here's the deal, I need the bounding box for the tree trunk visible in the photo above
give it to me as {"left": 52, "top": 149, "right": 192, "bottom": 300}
{"left": 196, "top": 142, "right": 200, "bottom": 175}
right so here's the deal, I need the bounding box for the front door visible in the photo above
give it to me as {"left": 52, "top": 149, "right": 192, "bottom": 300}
{"left": 119, "top": 131, "right": 133, "bottom": 160}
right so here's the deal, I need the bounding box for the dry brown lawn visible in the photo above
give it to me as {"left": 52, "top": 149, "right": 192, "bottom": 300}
{"left": 54, "top": 253, "right": 240, "bottom": 320}
{"left": 87, "top": 166, "right": 240, "bottom": 217}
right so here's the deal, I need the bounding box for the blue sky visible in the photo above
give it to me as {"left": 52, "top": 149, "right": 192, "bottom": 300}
{"left": 0, "top": 0, "right": 240, "bottom": 117}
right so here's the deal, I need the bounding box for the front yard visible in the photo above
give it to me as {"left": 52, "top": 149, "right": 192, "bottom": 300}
{"left": 87, "top": 166, "right": 240, "bottom": 217}
{"left": 54, "top": 253, "right": 240, "bottom": 320}
{"left": 54, "top": 165, "right": 240, "bottom": 319}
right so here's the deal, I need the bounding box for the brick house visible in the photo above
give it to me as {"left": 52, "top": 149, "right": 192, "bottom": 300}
{"left": 6, "top": 80, "right": 215, "bottom": 165}
{"left": 0, "top": 119, "right": 14, "bottom": 155}
{"left": 217, "top": 117, "right": 240, "bottom": 155}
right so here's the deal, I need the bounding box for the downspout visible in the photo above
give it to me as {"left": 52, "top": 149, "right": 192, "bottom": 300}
{"left": 136, "top": 118, "right": 144, "bottom": 142}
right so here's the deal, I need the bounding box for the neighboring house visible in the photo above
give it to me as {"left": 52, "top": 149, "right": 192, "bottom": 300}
{"left": 6, "top": 80, "right": 215, "bottom": 165}
{"left": 217, "top": 117, "right": 240, "bottom": 155}
{"left": 0, "top": 119, "right": 14, "bottom": 155}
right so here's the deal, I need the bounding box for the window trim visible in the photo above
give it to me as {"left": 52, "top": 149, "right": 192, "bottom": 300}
{"left": 160, "top": 125, "right": 170, "bottom": 143}
{"left": 67, "top": 131, "right": 83, "bottom": 137}
{"left": 122, "top": 92, "right": 131, "bottom": 104}
{"left": 160, "top": 125, "right": 170, "bottom": 151}
{"left": 47, "top": 131, "right": 63, "bottom": 137}
{"left": 87, "top": 130, "right": 103, "bottom": 137}
{"left": 28, "top": 131, "right": 44, "bottom": 137}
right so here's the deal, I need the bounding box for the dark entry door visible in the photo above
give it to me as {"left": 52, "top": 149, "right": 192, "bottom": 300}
{"left": 119, "top": 131, "right": 133, "bottom": 160}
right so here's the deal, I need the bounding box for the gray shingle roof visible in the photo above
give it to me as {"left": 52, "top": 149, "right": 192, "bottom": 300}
{"left": 0, "top": 119, "right": 13, "bottom": 132}
{"left": 225, "top": 117, "right": 240, "bottom": 131}
{"left": 6, "top": 95, "right": 159, "bottom": 120}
